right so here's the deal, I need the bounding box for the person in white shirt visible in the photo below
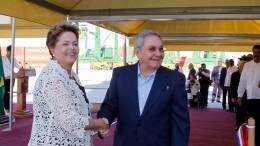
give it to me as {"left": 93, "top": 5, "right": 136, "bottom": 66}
{"left": 211, "top": 60, "right": 222, "bottom": 103}
{"left": 2, "top": 45, "right": 22, "bottom": 114}
{"left": 186, "top": 73, "right": 200, "bottom": 107}
{"left": 224, "top": 59, "right": 238, "bottom": 112}
{"left": 238, "top": 45, "right": 260, "bottom": 145}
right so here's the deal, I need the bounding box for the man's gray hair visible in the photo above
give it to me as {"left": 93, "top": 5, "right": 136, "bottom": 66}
{"left": 135, "top": 29, "right": 162, "bottom": 49}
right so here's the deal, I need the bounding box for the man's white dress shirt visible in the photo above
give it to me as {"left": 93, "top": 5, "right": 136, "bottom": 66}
{"left": 2, "top": 56, "right": 21, "bottom": 79}
{"left": 224, "top": 66, "right": 238, "bottom": 87}
{"left": 238, "top": 60, "right": 260, "bottom": 99}
{"left": 137, "top": 64, "right": 156, "bottom": 115}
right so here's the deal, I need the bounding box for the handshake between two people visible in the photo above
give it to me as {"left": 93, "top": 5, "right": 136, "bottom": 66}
{"left": 85, "top": 118, "right": 110, "bottom": 138}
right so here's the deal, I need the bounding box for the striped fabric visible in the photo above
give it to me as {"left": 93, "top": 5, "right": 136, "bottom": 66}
{"left": 236, "top": 123, "right": 248, "bottom": 146}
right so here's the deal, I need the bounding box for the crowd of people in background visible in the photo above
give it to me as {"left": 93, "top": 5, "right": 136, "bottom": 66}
{"left": 182, "top": 45, "right": 260, "bottom": 145}
{"left": 180, "top": 52, "right": 252, "bottom": 107}
{"left": 179, "top": 52, "right": 254, "bottom": 109}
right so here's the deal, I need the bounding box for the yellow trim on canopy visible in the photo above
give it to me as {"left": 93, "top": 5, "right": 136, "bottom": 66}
{"left": 0, "top": 18, "right": 49, "bottom": 38}
{"left": 0, "top": 0, "right": 65, "bottom": 26}
{"left": 46, "top": 0, "right": 81, "bottom": 10}
{"left": 99, "top": 20, "right": 260, "bottom": 36}
{"left": 59, "top": 0, "right": 260, "bottom": 10}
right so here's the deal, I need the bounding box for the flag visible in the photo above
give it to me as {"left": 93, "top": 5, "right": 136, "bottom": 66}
{"left": 0, "top": 49, "right": 5, "bottom": 115}
{"left": 236, "top": 123, "right": 249, "bottom": 146}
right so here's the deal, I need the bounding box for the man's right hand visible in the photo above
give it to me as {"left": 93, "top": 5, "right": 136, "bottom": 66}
{"left": 85, "top": 118, "right": 109, "bottom": 131}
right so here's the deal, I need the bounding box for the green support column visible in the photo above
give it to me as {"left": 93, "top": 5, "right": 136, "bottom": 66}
{"left": 219, "top": 52, "right": 225, "bottom": 59}
{"left": 176, "top": 51, "right": 180, "bottom": 57}
{"left": 114, "top": 33, "right": 119, "bottom": 61}
{"left": 84, "top": 27, "right": 88, "bottom": 57}
{"left": 192, "top": 51, "right": 200, "bottom": 58}
{"left": 94, "top": 27, "right": 101, "bottom": 59}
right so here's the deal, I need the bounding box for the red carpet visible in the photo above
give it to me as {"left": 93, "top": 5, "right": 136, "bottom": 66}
{"left": 0, "top": 105, "right": 236, "bottom": 146}
{"left": 189, "top": 108, "right": 236, "bottom": 146}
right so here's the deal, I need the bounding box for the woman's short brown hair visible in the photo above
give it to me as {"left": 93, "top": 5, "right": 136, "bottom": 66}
{"left": 46, "top": 23, "right": 79, "bottom": 57}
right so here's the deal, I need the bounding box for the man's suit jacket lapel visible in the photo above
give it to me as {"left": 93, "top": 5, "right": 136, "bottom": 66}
{"left": 128, "top": 63, "right": 141, "bottom": 116}
{"left": 141, "top": 67, "right": 168, "bottom": 117}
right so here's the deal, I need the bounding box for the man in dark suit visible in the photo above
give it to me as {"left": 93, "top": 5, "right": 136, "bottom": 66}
{"left": 188, "top": 63, "right": 196, "bottom": 80}
{"left": 220, "top": 59, "right": 230, "bottom": 110}
{"left": 197, "top": 63, "right": 211, "bottom": 108}
{"left": 230, "top": 55, "right": 250, "bottom": 129}
{"left": 97, "top": 30, "right": 190, "bottom": 146}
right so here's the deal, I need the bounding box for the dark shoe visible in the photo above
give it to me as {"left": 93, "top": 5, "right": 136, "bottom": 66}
{"left": 227, "top": 109, "right": 234, "bottom": 112}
